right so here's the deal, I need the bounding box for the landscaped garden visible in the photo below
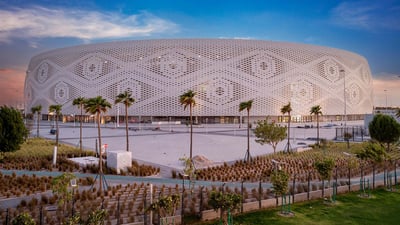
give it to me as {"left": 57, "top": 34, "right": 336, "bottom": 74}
{"left": 193, "top": 187, "right": 400, "bottom": 225}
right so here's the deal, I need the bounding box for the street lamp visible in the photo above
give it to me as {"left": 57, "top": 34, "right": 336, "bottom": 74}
{"left": 340, "top": 69, "right": 347, "bottom": 129}
{"left": 70, "top": 178, "right": 77, "bottom": 217}
{"left": 384, "top": 89, "right": 388, "bottom": 110}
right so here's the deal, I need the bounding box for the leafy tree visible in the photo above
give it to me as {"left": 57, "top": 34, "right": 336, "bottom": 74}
{"left": 49, "top": 104, "right": 62, "bottom": 147}
{"left": 86, "top": 209, "right": 107, "bottom": 225}
{"left": 281, "top": 102, "right": 292, "bottom": 153}
{"left": 253, "top": 118, "right": 287, "bottom": 154}
{"left": 147, "top": 194, "right": 180, "bottom": 218}
{"left": 0, "top": 106, "right": 29, "bottom": 152}
{"left": 12, "top": 212, "right": 36, "bottom": 225}
{"left": 52, "top": 173, "right": 77, "bottom": 215}
{"left": 239, "top": 100, "right": 253, "bottom": 162}
{"left": 31, "top": 105, "right": 42, "bottom": 137}
{"left": 72, "top": 97, "right": 86, "bottom": 151}
{"left": 368, "top": 114, "right": 400, "bottom": 152}
{"left": 310, "top": 105, "right": 322, "bottom": 146}
{"left": 314, "top": 157, "right": 335, "bottom": 198}
{"left": 115, "top": 90, "right": 135, "bottom": 152}
{"left": 357, "top": 141, "right": 387, "bottom": 188}
{"left": 84, "top": 96, "right": 112, "bottom": 193}
{"left": 208, "top": 191, "right": 241, "bottom": 225}
{"left": 271, "top": 169, "right": 290, "bottom": 197}
{"left": 179, "top": 90, "right": 196, "bottom": 168}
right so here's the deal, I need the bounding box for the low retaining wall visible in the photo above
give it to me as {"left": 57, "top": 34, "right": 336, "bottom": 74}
{"left": 200, "top": 183, "right": 381, "bottom": 222}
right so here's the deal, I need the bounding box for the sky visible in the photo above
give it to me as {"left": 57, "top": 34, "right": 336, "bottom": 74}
{"left": 0, "top": 0, "right": 399, "bottom": 108}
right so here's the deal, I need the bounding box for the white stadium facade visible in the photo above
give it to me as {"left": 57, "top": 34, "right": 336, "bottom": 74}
{"left": 24, "top": 39, "right": 373, "bottom": 123}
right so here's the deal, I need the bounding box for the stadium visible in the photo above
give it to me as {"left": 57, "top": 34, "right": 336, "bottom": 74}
{"left": 24, "top": 39, "right": 373, "bottom": 123}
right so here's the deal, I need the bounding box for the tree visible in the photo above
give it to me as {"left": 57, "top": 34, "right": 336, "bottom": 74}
{"left": 368, "top": 114, "right": 400, "bottom": 152}
{"left": 357, "top": 141, "right": 387, "bottom": 189}
{"left": 0, "top": 106, "right": 29, "bottom": 152}
{"left": 84, "top": 96, "right": 112, "bottom": 193}
{"left": 208, "top": 191, "right": 241, "bottom": 225}
{"left": 239, "top": 100, "right": 253, "bottom": 162}
{"left": 314, "top": 157, "right": 335, "bottom": 198}
{"left": 72, "top": 97, "right": 86, "bottom": 151}
{"left": 281, "top": 102, "right": 292, "bottom": 153}
{"left": 179, "top": 90, "right": 196, "bottom": 167}
{"left": 52, "top": 173, "right": 77, "bottom": 215}
{"left": 271, "top": 169, "right": 290, "bottom": 197}
{"left": 396, "top": 108, "right": 400, "bottom": 118}
{"left": 31, "top": 105, "right": 42, "bottom": 137}
{"left": 147, "top": 194, "right": 180, "bottom": 219}
{"left": 253, "top": 118, "right": 287, "bottom": 154}
{"left": 12, "top": 213, "right": 35, "bottom": 225}
{"left": 48, "top": 104, "right": 62, "bottom": 147}
{"left": 115, "top": 90, "right": 135, "bottom": 152}
{"left": 310, "top": 105, "right": 323, "bottom": 146}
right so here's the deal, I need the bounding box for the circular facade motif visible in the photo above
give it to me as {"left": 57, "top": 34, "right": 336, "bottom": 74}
{"left": 160, "top": 51, "right": 187, "bottom": 78}
{"left": 207, "top": 78, "right": 233, "bottom": 105}
{"left": 347, "top": 83, "right": 361, "bottom": 105}
{"left": 54, "top": 82, "right": 69, "bottom": 104}
{"left": 290, "top": 80, "right": 313, "bottom": 106}
{"left": 251, "top": 54, "right": 276, "bottom": 79}
{"left": 37, "top": 62, "right": 49, "bottom": 83}
{"left": 324, "top": 59, "right": 339, "bottom": 82}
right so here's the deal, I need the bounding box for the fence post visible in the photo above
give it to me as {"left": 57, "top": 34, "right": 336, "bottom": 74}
{"left": 117, "top": 195, "right": 120, "bottom": 225}
{"left": 199, "top": 186, "right": 204, "bottom": 216}
{"left": 40, "top": 206, "right": 43, "bottom": 225}
{"left": 307, "top": 172, "right": 311, "bottom": 200}
{"left": 349, "top": 166, "right": 351, "bottom": 193}
{"left": 6, "top": 208, "right": 9, "bottom": 225}
{"left": 292, "top": 174, "right": 296, "bottom": 203}
{"left": 258, "top": 180, "right": 262, "bottom": 209}
{"left": 241, "top": 180, "right": 244, "bottom": 213}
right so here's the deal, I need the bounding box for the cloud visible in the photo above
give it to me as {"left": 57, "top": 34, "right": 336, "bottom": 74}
{"left": 331, "top": 1, "right": 400, "bottom": 31}
{"left": 0, "top": 6, "right": 179, "bottom": 44}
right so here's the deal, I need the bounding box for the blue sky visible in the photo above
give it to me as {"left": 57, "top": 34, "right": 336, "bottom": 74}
{"left": 0, "top": 0, "right": 399, "bottom": 107}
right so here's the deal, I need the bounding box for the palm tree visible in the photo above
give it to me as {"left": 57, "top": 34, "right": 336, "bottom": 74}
{"left": 281, "top": 102, "right": 292, "bottom": 153}
{"left": 396, "top": 108, "right": 400, "bottom": 118}
{"left": 310, "top": 105, "right": 323, "bottom": 146}
{"left": 239, "top": 100, "right": 253, "bottom": 162}
{"left": 72, "top": 97, "right": 86, "bottom": 151}
{"left": 115, "top": 91, "right": 135, "bottom": 152}
{"left": 48, "top": 104, "right": 62, "bottom": 147}
{"left": 84, "top": 96, "right": 112, "bottom": 193}
{"left": 179, "top": 90, "right": 196, "bottom": 167}
{"left": 31, "top": 105, "right": 42, "bottom": 137}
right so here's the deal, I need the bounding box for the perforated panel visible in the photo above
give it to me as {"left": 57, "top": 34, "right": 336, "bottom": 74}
{"left": 24, "top": 39, "right": 373, "bottom": 116}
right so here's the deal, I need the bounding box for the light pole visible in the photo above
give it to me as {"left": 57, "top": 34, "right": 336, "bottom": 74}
{"left": 384, "top": 89, "right": 388, "bottom": 110}
{"left": 340, "top": 69, "right": 347, "bottom": 129}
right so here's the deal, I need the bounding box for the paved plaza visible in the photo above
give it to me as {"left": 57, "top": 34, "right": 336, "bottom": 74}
{"left": 36, "top": 120, "right": 364, "bottom": 172}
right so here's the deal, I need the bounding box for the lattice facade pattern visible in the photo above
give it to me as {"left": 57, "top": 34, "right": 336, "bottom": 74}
{"left": 24, "top": 39, "right": 373, "bottom": 117}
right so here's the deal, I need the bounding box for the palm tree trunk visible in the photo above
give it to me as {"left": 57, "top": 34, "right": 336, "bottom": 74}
{"left": 125, "top": 105, "right": 129, "bottom": 152}
{"left": 247, "top": 109, "right": 250, "bottom": 162}
{"left": 287, "top": 114, "right": 291, "bottom": 152}
{"left": 37, "top": 113, "right": 40, "bottom": 137}
{"left": 55, "top": 114, "right": 59, "bottom": 147}
{"left": 97, "top": 113, "right": 103, "bottom": 193}
{"left": 79, "top": 105, "right": 83, "bottom": 151}
{"left": 189, "top": 104, "right": 193, "bottom": 164}
{"left": 317, "top": 114, "right": 320, "bottom": 146}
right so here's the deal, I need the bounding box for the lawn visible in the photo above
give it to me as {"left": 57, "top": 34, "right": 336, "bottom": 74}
{"left": 196, "top": 188, "right": 400, "bottom": 225}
